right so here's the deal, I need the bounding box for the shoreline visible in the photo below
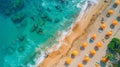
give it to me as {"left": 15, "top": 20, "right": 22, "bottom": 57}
{"left": 38, "top": 0, "right": 111, "bottom": 67}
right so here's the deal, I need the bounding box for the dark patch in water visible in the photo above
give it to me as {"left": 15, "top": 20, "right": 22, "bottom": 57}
{"left": 17, "top": 34, "right": 26, "bottom": 42}
{"left": 47, "top": 7, "right": 51, "bottom": 12}
{"left": 36, "top": 28, "right": 43, "bottom": 34}
{"left": 0, "top": 0, "right": 24, "bottom": 16}
{"left": 30, "top": 16, "right": 35, "bottom": 21}
{"left": 30, "top": 23, "right": 38, "bottom": 32}
{"left": 41, "top": 15, "right": 52, "bottom": 22}
{"left": 55, "top": 5, "right": 62, "bottom": 12}
{"left": 11, "top": 12, "right": 26, "bottom": 24}
{"left": 54, "top": 19, "right": 60, "bottom": 23}
{"left": 18, "top": 46, "right": 24, "bottom": 52}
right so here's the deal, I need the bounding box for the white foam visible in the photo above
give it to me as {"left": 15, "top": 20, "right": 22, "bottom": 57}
{"left": 35, "top": 51, "right": 46, "bottom": 67}
{"left": 87, "top": 0, "right": 98, "bottom": 4}
{"left": 34, "top": 0, "right": 99, "bottom": 66}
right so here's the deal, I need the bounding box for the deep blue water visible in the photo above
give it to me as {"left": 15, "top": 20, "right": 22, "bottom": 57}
{"left": 0, "top": 0, "right": 86, "bottom": 67}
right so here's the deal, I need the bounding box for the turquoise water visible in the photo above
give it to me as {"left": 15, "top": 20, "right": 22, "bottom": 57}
{"left": 0, "top": 0, "right": 86, "bottom": 67}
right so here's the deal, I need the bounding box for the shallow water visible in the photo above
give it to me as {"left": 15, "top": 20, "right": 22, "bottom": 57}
{"left": 0, "top": 0, "right": 86, "bottom": 67}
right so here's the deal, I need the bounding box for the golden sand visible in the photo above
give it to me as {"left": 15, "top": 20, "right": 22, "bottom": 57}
{"left": 38, "top": 0, "right": 112, "bottom": 67}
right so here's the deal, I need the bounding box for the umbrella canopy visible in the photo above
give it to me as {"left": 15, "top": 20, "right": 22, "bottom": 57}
{"left": 96, "top": 42, "right": 102, "bottom": 48}
{"left": 78, "top": 63, "right": 83, "bottom": 67}
{"left": 82, "top": 42, "right": 87, "bottom": 48}
{"left": 118, "top": 14, "right": 120, "bottom": 18}
{"left": 95, "top": 64, "right": 100, "bottom": 67}
{"left": 101, "top": 23, "right": 106, "bottom": 29}
{"left": 65, "top": 57, "right": 72, "bottom": 64}
{"left": 115, "top": 0, "right": 120, "bottom": 5}
{"left": 91, "top": 34, "right": 97, "bottom": 40}
{"left": 112, "top": 20, "right": 118, "bottom": 26}
{"left": 106, "top": 31, "right": 112, "bottom": 36}
{"left": 101, "top": 57, "right": 108, "bottom": 63}
{"left": 90, "top": 49, "right": 96, "bottom": 55}
{"left": 72, "top": 50, "right": 78, "bottom": 56}
{"left": 108, "top": 10, "right": 114, "bottom": 15}
{"left": 84, "top": 56, "right": 90, "bottom": 62}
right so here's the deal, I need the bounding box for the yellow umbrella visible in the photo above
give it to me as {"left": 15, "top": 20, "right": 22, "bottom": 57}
{"left": 101, "top": 57, "right": 108, "bottom": 63}
{"left": 65, "top": 57, "right": 72, "bottom": 64}
{"left": 82, "top": 42, "right": 87, "bottom": 48}
{"left": 90, "top": 49, "right": 96, "bottom": 55}
{"left": 108, "top": 10, "right": 114, "bottom": 15}
{"left": 112, "top": 20, "right": 118, "bottom": 26}
{"left": 115, "top": 0, "right": 120, "bottom": 5}
{"left": 96, "top": 42, "right": 102, "bottom": 48}
{"left": 95, "top": 64, "right": 100, "bottom": 67}
{"left": 78, "top": 63, "right": 83, "bottom": 67}
{"left": 72, "top": 50, "right": 78, "bottom": 56}
{"left": 91, "top": 34, "right": 97, "bottom": 40}
{"left": 84, "top": 56, "right": 90, "bottom": 62}
{"left": 101, "top": 23, "right": 106, "bottom": 29}
{"left": 106, "top": 31, "right": 112, "bottom": 36}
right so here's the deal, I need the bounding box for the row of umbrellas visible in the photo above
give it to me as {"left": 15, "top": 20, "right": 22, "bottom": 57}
{"left": 64, "top": 0, "right": 120, "bottom": 67}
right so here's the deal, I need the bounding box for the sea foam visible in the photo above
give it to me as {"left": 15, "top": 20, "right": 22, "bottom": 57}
{"left": 34, "top": 0, "right": 98, "bottom": 67}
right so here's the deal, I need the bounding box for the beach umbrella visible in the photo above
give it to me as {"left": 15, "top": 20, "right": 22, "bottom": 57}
{"left": 90, "top": 49, "right": 96, "bottom": 55}
{"left": 101, "top": 23, "right": 106, "bottom": 29}
{"left": 91, "top": 34, "right": 97, "bottom": 40}
{"left": 83, "top": 56, "right": 90, "bottom": 62}
{"left": 82, "top": 42, "right": 87, "bottom": 48}
{"left": 112, "top": 20, "right": 118, "bottom": 26}
{"left": 101, "top": 57, "right": 108, "bottom": 63}
{"left": 108, "top": 10, "right": 114, "bottom": 15}
{"left": 65, "top": 57, "right": 72, "bottom": 64}
{"left": 72, "top": 50, "right": 78, "bottom": 56}
{"left": 115, "top": 0, "right": 120, "bottom": 5}
{"left": 78, "top": 63, "right": 83, "bottom": 67}
{"left": 95, "top": 64, "right": 100, "bottom": 67}
{"left": 96, "top": 42, "right": 102, "bottom": 48}
{"left": 118, "top": 14, "right": 120, "bottom": 18}
{"left": 106, "top": 31, "right": 112, "bottom": 36}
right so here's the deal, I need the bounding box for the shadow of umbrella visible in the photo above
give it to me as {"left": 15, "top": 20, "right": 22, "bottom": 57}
{"left": 106, "top": 14, "right": 110, "bottom": 17}
{"left": 89, "top": 38, "right": 94, "bottom": 43}
{"left": 117, "top": 17, "right": 120, "bottom": 21}
{"left": 100, "top": 61, "right": 106, "bottom": 67}
{"left": 89, "top": 54, "right": 93, "bottom": 58}
{"left": 71, "top": 55, "right": 75, "bottom": 59}
{"left": 94, "top": 46, "right": 99, "bottom": 51}
{"left": 113, "top": 4, "right": 117, "bottom": 8}
{"left": 82, "top": 60, "right": 87, "bottom": 65}
{"left": 110, "top": 24, "right": 115, "bottom": 29}
{"left": 105, "top": 35, "right": 110, "bottom": 40}
{"left": 98, "top": 28, "right": 103, "bottom": 33}
{"left": 64, "top": 63, "right": 69, "bottom": 67}
{"left": 80, "top": 46, "right": 85, "bottom": 50}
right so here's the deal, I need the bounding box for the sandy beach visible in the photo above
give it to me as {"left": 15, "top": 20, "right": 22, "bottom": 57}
{"left": 38, "top": 0, "right": 120, "bottom": 67}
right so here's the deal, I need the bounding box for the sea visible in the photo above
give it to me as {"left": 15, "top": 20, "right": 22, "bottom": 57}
{"left": 0, "top": 0, "right": 97, "bottom": 67}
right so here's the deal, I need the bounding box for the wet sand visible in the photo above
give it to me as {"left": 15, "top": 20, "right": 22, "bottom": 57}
{"left": 38, "top": 0, "right": 113, "bottom": 67}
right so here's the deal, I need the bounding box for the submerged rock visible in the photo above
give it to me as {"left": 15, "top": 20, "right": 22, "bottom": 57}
{"left": 41, "top": 15, "right": 52, "bottom": 22}
{"left": 0, "top": 0, "right": 24, "bottom": 16}
{"left": 36, "top": 28, "right": 43, "bottom": 34}
{"left": 17, "top": 34, "right": 25, "bottom": 42}
{"left": 30, "top": 23, "right": 38, "bottom": 32}
{"left": 18, "top": 46, "right": 24, "bottom": 52}
{"left": 12, "top": 0, "right": 24, "bottom": 10}
{"left": 54, "top": 19, "right": 60, "bottom": 23}
{"left": 11, "top": 12, "right": 26, "bottom": 24}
